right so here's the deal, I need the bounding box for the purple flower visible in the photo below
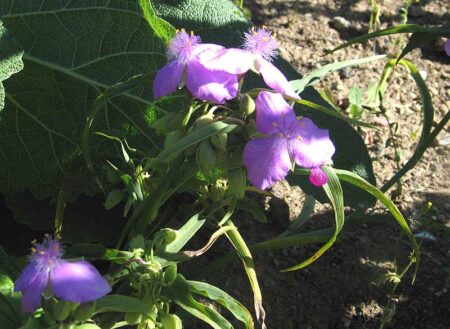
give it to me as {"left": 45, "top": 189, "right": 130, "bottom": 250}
{"left": 243, "top": 91, "right": 335, "bottom": 189}
{"left": 200, "top": 27, "right": 299, "bottom": 99}
{"left": 14, "top": 236, "right": 111, "bottom": 313}
{"left": 153, "top": 29, "right": 238, "bottom": 104}
{"left": 445, "top": 39, "right": 450, "bottom": 56}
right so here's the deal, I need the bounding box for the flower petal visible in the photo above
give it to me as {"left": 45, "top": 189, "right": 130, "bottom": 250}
{"left": 309, "top": 167, "right": 328, "bottom": 187}
{"left": 50, "top": 260, "right": 111, "bottom": 303}
{"left": 256, "top": 57, "right": 300, "bottom": 99}
{"left": 243, "top": 137, "right": 291, "bottom": 190}
{"left": 153, "top": 61, "right": 185, "bottom": 99}
{"left": 199, "top": 48, "right": 254, "bottom": 74}
{"left": 255, "top": 91, "right": 297, "bottom": 135}
{"left": 289, "top": 117, "right": 335, "bottom": 168}
{"left": 186, "top": 60, "right": 238, "bottom": 104}
{"left": 14, "top": 262, "right": 41, "bottom": 293}
{"left": 191, "top": 43, "right": 225, "bottom": 58}
{"left": 21, "top": 271, "right": 49, "bottom": 313}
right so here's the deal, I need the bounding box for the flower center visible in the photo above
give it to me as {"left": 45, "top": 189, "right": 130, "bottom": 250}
{"left": 243, "top": 27, "right": 279, "bottom": 61}
{"left": 167, "top": 29, "right": 201, "bottom": 64}
{"left": 29, "top": 236, "right": 63, "bottom": 271}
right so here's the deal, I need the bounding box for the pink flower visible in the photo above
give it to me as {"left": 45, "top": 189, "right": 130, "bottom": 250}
{"left": 14, "top": 236, "right": 111, "bottom": 313}
{"left": 243, "top": 92, "right": 335, "bottom": 189}
{"left": 200, "top": 27, "right": 299, "bottom": 99}
{"left": 153, "top": 30, "right": 238, "bottom": 104}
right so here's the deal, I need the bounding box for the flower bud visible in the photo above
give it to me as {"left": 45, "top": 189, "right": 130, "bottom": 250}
{"left": 104, "top": 189, "right": 125, "bottom": 210}
{"left": 211, "top": 178, "right": 228, "bottom": 202}
{"left": 50, "top": 299, "right": 72, "bottom": 322}
{"left": 152, "top": 112, "right": 183, "bottom": 134}
{"left": 196, "top": 141, "right": 216, "bottom": 174}
{"left": 195, "top": 114, "right": 214, "bottom": 129}
{"left": 73, "top": 301, "right": 96, "bottom": 322}
{"left": 161, "top": 228, "right": 178, "bottom": 244}
{"left": 125, "top": 312, "right": 142, "bottom": 325}
{"left": 227, "top": 167, "right": 247, "bottom": 199}
{"left": 164, "top": 264, "right": 177, "bottom": 285}
{"left": 210, "top": 132, "right": 227, "bottom": 152}
{"left": 240, "top": 94, "right": 255, "bottom": 115}
{"left": 160, "top": 312, "right": 183, "bottom": 329}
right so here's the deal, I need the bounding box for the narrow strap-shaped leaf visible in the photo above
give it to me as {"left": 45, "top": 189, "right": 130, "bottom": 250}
{"left": 165, "top": 213, "right": 206, "bottom": 253}
{"left": 381, "top": 59, "right": 435, "bottom": 192}
{"left": 163, "top": 275, "right": 233, "bottom": 329}
{"left": 277, "top": 194, "right": 316, "bottom": 238}
{"left": 144, "top": 122, "right": 237, "bottom": 171}
{"left": 282, "top": 166, "right": 344, "bottom": 272}
{"left": 94, "top": 295, "right": 155, "bottom": 317}
{"left": 295, "top": 99, "right": 376, "bottom": 128}
{"left": 333, "top": 168, "right": 420, "bottom": 280}
{"left": 291, "top": 55, "right": 386, "bottom": 93}
{"left": 188, "top": 280, "right": 254, "bottom": 329}
{"left": 329, "top": 24, "right": 448, "bottom": 53}
{"left": 224, "top": 219, "right": 266, "bottom": 329}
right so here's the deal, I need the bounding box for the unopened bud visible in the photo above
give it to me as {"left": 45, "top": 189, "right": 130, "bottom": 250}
{"left": 211, "top": 179, "right": 228, "bottom": 202}
{"left": 160, "top": 312, "right": 183, "bottom": 329}
{"left": 164, "top": 264, "right": 177, "bottom": 285}
{"left": 104, "top": 189, "right": 125, "bottom": 210}
{"left": 195, "top": 114, "right": 214, "bottom": 129}
{"left": 227, "top": 167, "right": 247, "bottom": 199}
{"left": 73, "top": 301, "right": 96, "bottom": 322}
{"left": 240, "top": 94, "right": 255, "bottom": 115}
{"left": 50, "top": 299, "right": 72, "bottom": 322}
{"left": 196, "top": 141, "right": 216, "bottom": 174}
{"left": 152, "top": 112, "right": 183, "bottom": 134}
{"left": 161, "top": 228, "right": 178, "bottom": 244}
{"left": 125, "top": 312, "right": 142, "bottom": 325}
{"left": 210, "top": 132, "right": 227, "bottom": 152}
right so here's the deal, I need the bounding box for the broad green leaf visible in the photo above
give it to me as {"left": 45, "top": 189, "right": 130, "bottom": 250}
{"left": 329, "top": 23, "right": 450, "bottom": 53}
{"left": 188, "top": 280, "right": 254, "bottom": 329}
{"left": 381, "top": 59, "right": 434, "bottom": 192}
{"left": 94, "top": 295, "right": 153, "bottom": 317}
{"left": 74, "top": 325, "right": 101, "bottom": 329}
{"left": 290, "top": 55, "right": 386, "bottom": 94}
{"left": 139, "top": 0, "right": 176, "bottom": 43}
{"left": 283, "top": 166, "right": 345, "bottom": 271}
{"left": 163, "top": 275, "right": 233, "bottom": 329}
{"left": 0, "top": 1, "right": 173, "bottom": 198}
{"left": 0, "top": 24, "right": 23, "bottom": 111}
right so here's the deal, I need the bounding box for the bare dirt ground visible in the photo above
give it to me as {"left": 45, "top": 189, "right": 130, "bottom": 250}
{"left": 191, "top": 1, "right": 450, "bottom": 328}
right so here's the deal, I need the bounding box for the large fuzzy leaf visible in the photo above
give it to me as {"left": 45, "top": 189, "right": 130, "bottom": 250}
{"left": 0, "top": 1, "right": 177, "bottom": 199}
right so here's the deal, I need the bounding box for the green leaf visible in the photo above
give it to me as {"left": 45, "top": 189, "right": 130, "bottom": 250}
{"left": 398, "top": 23, "right": 450, "bottom": 61}
{"left": 94, "top": 295, "right": 154, "bottom": 317}
{"left": 283, "top": 166, "right": 345, "bottom": 271}
{"left": 223, "top": 219, "right": 266, "bottom": 328}
{"left": 163, "top": 275, "right": 233, "bottom": 329}
{"left": 73, "top": 325, "right": 101, "bottom": 329}
{"left": 0, "top": 1, "right": 172, "bottom": 198}
{"left": 237, "top": 198, "right": 267, "bottom": 223}
{"left": 188, "top": 280, "right": 254, "bottom": 329}
{"left": 165, "top": 213, "right": 206, "bottom": 253}
{"left": 144, "top": 122, "right": 237, "bottom": 171}
{"left": 381, "top": 59, "right": 434, "bottom": 192}
{"left": 332, "top": 168, "right": 420, "bottom": 278}
{"left": 0, "top": 24, "right": 23, "bottom": 111}
{"left": 290, "top": 55, "right": 386, "bottom": 94}
{"left": 139, "top": 0, "right": 176, "bottom": 43}
{"left": 329, "top": 23, "right": 450, "bottom": 53}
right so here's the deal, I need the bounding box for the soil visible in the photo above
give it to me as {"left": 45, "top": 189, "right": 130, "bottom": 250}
{"left": 188, "top": 1, "right": 450, "bottom": 329}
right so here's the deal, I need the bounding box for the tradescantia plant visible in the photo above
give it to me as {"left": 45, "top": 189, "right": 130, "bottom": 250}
{"left": 0, "top": 0, "right": 447, "bottom": 328}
